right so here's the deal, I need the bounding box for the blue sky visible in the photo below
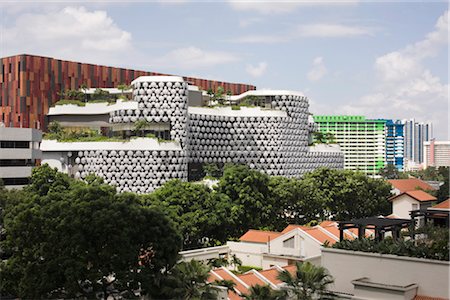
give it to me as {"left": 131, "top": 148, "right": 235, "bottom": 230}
{"left": 0, "top": 1, "right": 448, "bottom": 138}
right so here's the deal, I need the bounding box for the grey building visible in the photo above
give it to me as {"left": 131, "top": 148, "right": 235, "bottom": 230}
{"left": 404, "top": 119, "right": 433, "bottom": 164}
{"left": 0, "top": 127, "right": 42, "bottom": 189}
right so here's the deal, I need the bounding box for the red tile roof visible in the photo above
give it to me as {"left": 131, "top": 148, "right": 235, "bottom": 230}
{"left": 302, "top": 227, "right": 338, "bottom": 245}
{"left": 390, "top": 190, "right": 437, "bottom": 202}
{"left": 239, "top": 230, "right": 282, "bottom": 243}
{"left": 281, "top": 224, "right": 309, "bottom": 234}
{"left": 213, "top": 268, "right": 249, "bottom": 296}
{"left": 238, "top": 273, "right": 267, "bottom": 287}
{"left": 388, "top": 178, "right": 436, "bottom": 193}
{"left": 433, "top": 198, "right": 450, "bottom": 210}
{"left": 258, "top": 268, "right": 283, "bottom": 285}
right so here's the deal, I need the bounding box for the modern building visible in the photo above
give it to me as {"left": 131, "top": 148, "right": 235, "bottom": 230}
{"left": 313, "top": 115, "right": 386, "bottom": 176}
{"left": 0, "top": 126, "right": 42, "bottom": 189}
{"left": 423, "top": 140, "right": 450, "bottom": 168}
{"left": 41, "top": 76, "right": 344, "bottom": 193}
{"left": 384, "top": 119, "right": 405, "bottom": 171}
{"left": 404, "top": 118, "right": 433, "bottom": 165}
{"left": 0, "top": 54, "right": 256, "bottom": 129}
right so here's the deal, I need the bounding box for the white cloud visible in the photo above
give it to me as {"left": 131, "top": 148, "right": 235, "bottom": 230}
{"left": 307, "top": 57, "right": 328, "bottom": 81}
{"left": 239, "top": 17, "right": 263, "bottom": 28}
{"left": 154, "top": 46, "right": 240, "bottom": 69}
{"left": 230, "top": 23, "right": 374, "bottom": 44}
{"left": 2, "top": 6, "right": 132, "bottom": 64}
{"left": 228, "top": 0, "right": 358, "bottom": 14}
{"left": 246, "top": 62, "right": 268, "bottom": 77}
{"left": 339, "top": 10, "right": 449, "bottom": 139}
{"left": 297, "top": 23, "right": 372, "bottom": 38}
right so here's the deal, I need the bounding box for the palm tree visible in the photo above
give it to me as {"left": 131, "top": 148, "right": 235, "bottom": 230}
{"left": 277, "top": 262, "right": 335, "bottom": 300}
{"left": 163, "top": 260, "right": 217, "bottom": 300}
{"left": 133, "top": 119, "right": 149, "bottom": 137}
{"left": 244, "top": 284, "right": 284, "bottom": 300}
{"left": 117, "top": 83, "right": 130, "bottom": 100}
{"left": 80, "top": 84, "right": 88, "bottom": 102}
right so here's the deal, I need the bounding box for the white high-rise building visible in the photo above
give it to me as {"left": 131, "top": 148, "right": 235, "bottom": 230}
{"left": 403, "top": 119, "right": 433, "bottom": 164}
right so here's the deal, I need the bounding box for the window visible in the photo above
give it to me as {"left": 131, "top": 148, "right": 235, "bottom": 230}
{"left": 2, "top": 177, "right": 30, "bottom": 186}
{"left": 0, "top": 159, "right": 34, "bottom": 167}
{"left": 0, "top": 141, "right": 30, "bottom": 148}
{"left": 412, "top": 203, "right": 419, "bottom": 211}
{"left": 283, "top": 237, "right": 295, "bottom": 248}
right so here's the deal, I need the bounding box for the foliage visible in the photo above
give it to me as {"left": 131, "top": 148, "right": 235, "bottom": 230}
{"left": 312, "top": 132, "right": 335, "bottom": 144}
{"left": 408, "top": 166, "right": 449, "bottom": 202}
{"left": 237, "top": 265, "right": 262, "bottom": 273}
{"left": 58, "top": 89, "right": 84, "bottom": 101}
{"left": 203, "top": 163, "right": 223, "bottom": 179}
{"left": 0, "top": 165, "right": 181, "bottom": 299}
{"left": 133, "top": 119, "right": 150, "bottom": 137}
{"left": 244, "top": 284, "right": 284, "bottom": 300}
{"left": 93, "top": 88, "right": 110, "bottom": 100}
{"left": 301, "top": 168, "right": 392, "bottom": 220}
{"left": 379, "top": 164, "right": 408, "bottom": 179}
{"left": 215, "top": 164, "right": 274, "bottom": 238}
{"left": 231, "top": 105, "right": 241, "bottom": 110}
{"left": 332, "top": 226, "right": 449, "bottom": 261}
{"left": 54, "top": 99, "right": 86, "bottom": 106}
{"left": 157, "top": 260, "right": 217, "bottom": 300}
{"left": 276, "top": 262, "right": 335, "bottom": 300}
{"left": 142, "top": 180, "right": 230, "bottom": 249}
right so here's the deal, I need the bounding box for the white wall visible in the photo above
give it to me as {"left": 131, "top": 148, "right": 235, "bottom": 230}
{"left": 227, "top": 241, "right": 267, "bottom": 268}
{"left": 262, "top": 256, "right": 289, "bottom": 270}
{"left": 392, "top": 195, "right": 418, "bottom": 219}
{"left": 42, "top": 152, "right": 69, "bottom": 173}
{"left": 321, "top": 248, "right": 450, "bottom": 299}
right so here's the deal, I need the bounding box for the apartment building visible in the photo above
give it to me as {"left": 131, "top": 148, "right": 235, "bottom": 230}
{"left": 313, "top": 115, "right": 386, "bottom": 176}
{"left": 404, "top": 118, "right": 433, "bottom": 165}
{"left": 385, "top": 119, "right": 405, "bottom": 171}
{"left": 0, "top": 126, "right": 42, "bottom": 189}
{"left": 423, "top": 140, "right": 450, "bottom": 168}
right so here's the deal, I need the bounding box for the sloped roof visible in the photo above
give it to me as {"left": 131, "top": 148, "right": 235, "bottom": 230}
{"left": 239, "top": 230, "right": 282, "bottom": 243}
{"left": 281, "top": 224, "right": 309, "bottom": 234}
{"left": 414, "top": 295, "right": 449, "bottom": 300}
{"left": 390, "top": 190, "right": 437, "bottom": 202}
{"left": 258, "top": 268, "right": 283, "bottom": 285}
{"left": 238, "top": 273, "right": 267, "bottom": 287}
{"left": 388, "top": 178, "right": 436, "bottom": 193}
{"left": 301, "top": 227, "right": 338, "bottom": 245}
{"left": 432, "top": 198, "right": 450, "bottom": 210}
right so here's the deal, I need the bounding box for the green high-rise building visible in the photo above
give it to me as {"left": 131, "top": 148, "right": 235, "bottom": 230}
{"left": 313, "top": 115, "right": 386, "bottom": 176}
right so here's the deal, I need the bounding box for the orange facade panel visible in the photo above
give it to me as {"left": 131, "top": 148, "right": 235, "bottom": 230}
{"left": 0, "top": 54, "right": 256, "bottom": 129}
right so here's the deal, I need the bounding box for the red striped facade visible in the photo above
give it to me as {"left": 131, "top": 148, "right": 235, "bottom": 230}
{"left": 0, "top": 54, "right": 256, "bottom": 129}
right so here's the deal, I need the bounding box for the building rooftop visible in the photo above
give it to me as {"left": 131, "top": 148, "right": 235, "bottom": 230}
{"left": 388, "top": 178, "right": 436, "bottom": 193}
{"left": 432, "top": 198, "right": 450, "bottom": 210}
{"left": 390, "top": 190, "right": 437, "bottom": 202}
{"left": 239, "top": 230, "right": 282, "bottom": 244}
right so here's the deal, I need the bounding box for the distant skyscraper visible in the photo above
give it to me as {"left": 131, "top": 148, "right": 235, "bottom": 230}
{"left": 404, "top": 119, "right": 433, "bottom": 164}
{"left": 384, "top": 119, "right": 405, "bottom": 171}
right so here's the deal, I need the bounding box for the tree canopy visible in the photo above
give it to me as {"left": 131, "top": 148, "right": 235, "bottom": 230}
{"left": 0, "top": 165, "right": 181, "bottom": 299}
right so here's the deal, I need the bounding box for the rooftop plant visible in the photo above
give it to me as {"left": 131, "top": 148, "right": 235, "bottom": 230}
{"left": 331, "top": 225, "right": 449, "bottom": 261}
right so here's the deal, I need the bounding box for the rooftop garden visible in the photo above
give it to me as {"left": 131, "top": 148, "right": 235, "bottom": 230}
{"left": 331, "top": 225, "right": 449, "bottom": 261}
{"left": 54, "top": 84, "right": 131, "bottom": 107}
{"left": 43, "top": 121, "right": 174, "bottom": 143}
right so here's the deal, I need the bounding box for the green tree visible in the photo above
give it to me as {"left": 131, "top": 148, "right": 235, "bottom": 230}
{"left": 301, "top": 168, "right": 392, "bottom": 220}
{"left": 134, "top": 119, "right": 150, "bottom": 137}
{"left": 215, "top": 164, "right": 274, "bottom": 238}
{"left": 277, "top": 262, "right": 335, "bottom": 300}
{"left": 268, "top": 176, "right": 323, "bottom": 230}
{"left": 0, "top": 165, "right": 181, "bottom": 299}
{"left": 93, "top": 88, "right": 110, "bottom": 101}
{"left": 312, "top": 132, "right": 326, "bottom": 144}
{"left": 117, "top": 83, "right": 130, "bottom": 99}
{"left": 244, "top": 284, "right": 284, "bottom": 300}
{"left": 79, "top": 83, "right": 88, "bottom": 102}
{"left": 203, "top": 163, "right": 222, "bottom": 179}
{"left": 142, "top": 180, "right": 226, "bottom": 249}
{"left": 160, "top": 260, "right": 217, "bottom": 300}
{"left": 378, "top": 164, "right": 406, "bottom": 179}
